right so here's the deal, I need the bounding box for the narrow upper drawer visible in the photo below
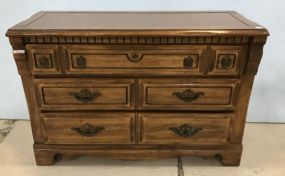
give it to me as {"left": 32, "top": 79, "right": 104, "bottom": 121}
{"left": 63, "top": 45, "right": 207, "bottom": 75}
{"left": 35, "top": 78, "right": 134, "bottom": 110}
{"left": 139, "top": 78, "right": 240, "bottom": 111}
{"left": 139, "top": 113, "right": 232, "bottom": 145}
{"left": 26, "top": 44, "right": 246, "bottom": 76}
{"left": 41, "top": 113, "right": 135, "bottom": 144}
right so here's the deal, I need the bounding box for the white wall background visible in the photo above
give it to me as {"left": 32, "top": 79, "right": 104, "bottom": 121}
{"left": 0, "top": 0, "right": 284, "bottom": 122}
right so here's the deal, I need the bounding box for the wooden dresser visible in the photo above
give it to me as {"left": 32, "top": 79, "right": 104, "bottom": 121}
{"left": 6, "top": 11, "right": 268, "bottom": 166}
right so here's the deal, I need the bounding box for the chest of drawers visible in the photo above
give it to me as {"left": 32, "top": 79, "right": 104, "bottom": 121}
{"left": 6, "top": 11, "right": 268, "bottom": 166}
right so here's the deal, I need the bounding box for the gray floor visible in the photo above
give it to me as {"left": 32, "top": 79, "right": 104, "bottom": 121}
{"left": 0, "top": 120, "right": 284, "bottom": 176}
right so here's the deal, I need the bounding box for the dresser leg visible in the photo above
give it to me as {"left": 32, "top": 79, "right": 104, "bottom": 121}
{"left": 219, "top": 150, "right": 242, "bottom": 166}
{"left": 34, "top": 150, "right": 56, "bottom": 166}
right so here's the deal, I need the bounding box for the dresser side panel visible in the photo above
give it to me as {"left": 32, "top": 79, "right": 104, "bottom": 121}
{"left": 229, "top": 36, "right": 267, "bottom": 143}
{"left": 9, "top": 37, "right": 45, "bottom": 143}
{"left": 21, "top": 76, "right": 45, "bottom": 143}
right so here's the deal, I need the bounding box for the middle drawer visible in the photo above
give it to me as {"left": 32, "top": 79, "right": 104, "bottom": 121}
{"left": 139, "top": 78, "right": 240, "bottom": 111}
{"left": 35, "top": 78, "right": 240, "bottom": 111}
{"left": 35, "top": 78, "right": 134, "bottom": 111}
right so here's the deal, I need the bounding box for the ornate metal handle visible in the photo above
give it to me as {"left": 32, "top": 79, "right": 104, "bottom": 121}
{"left": 169, "top": 123, "right": 202, "bottom": 137}
{"left": 220, "top": 56, "right": 232, "bottom": 69}
{"left": 71, "top": 123, "right": 105, "bottom": 137}
{"left": 183, "top": 56, "right": 194, "bottom": 68}
{"left": 38, "top": 56, "right": 51, "bottom": 68}
{"left": 127, "top": 53, "right": 143, "bottom": 62}
{"left": 173, "top": 88, "right": 204, "bottom": 102}
{"left": 76, "top": 55, "right": 87, "bottom": 68}
{"left": 70, "top": 89, "right": 101, "bottom": 103}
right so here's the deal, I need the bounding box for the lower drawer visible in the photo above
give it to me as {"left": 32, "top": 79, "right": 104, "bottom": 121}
{"left": 41, "top": 113, "right": 135, "bottom": 144}
{"left": 139, "top": 113, "right": 232, "bottom": 145}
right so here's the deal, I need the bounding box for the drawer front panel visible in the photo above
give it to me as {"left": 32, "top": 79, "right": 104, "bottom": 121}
{"left": 41, "top": 113, "right": 135, "bottom": 144}
{"left": 63, "top": 45, "right": 206, "bottom": 75}
{"left": 139, "top": 113, "right": 232, "bottom": 145}
{"left": 139, "top": 79, "right": 240, "bottom": 110}
{"left": 35, "top": 79, "right": 134, "bottom": 110}
{"left": 26, "top": 44, "right": 61, "bottom": 74}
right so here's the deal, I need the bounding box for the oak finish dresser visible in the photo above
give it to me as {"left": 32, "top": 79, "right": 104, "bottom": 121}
{"left": 6, "top": 11, "right": 268, "bottom": 166}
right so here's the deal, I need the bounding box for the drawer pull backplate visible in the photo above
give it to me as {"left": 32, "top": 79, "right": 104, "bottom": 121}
{"left": 173, "top": 88, "right": 204, "bottom": 102}
{"left": 70, "top": 89, "right": 101, "bottom": 103}
{"left": 169, "top": 123, "right": 202, "bottom": 137}
{"left": 71, "top": 123, "right": 105, "bottom": 137}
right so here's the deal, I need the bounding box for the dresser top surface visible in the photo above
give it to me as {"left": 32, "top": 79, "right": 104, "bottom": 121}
{"left": 7, "top": 11, "right": 268, "bottom": 36}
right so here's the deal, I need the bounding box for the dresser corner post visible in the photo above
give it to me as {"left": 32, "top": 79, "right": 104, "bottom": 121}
{"left": 230, "top": 75, "right": 254, "bottom": 144}
{"left": 8, "top": 37, "right": 25, "bottom": 50}
{"left": 21, "top": 76, "right": 46, "bottom": 144}
{"left": 244, "top": 36, "right": 268, "bottom": 76}
{"left": 8, "top": 36, "right": 46, "bottom": 144}
{"left": 230, "top": 35, "right": 268, "bottom": 144}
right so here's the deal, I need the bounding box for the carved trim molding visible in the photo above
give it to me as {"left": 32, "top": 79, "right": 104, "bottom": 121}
{"left": 23, "top": 36, "right": 250, "bottom": 44}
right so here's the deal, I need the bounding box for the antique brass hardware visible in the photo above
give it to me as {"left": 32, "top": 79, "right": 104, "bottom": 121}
{"left": 70, "top": 89, "right": 101, "bottom": 103}
{"left": 183, "top": 56, "right": 194, "bottom": 68}
{"left": 169, "top": 123, "right": 202, "bottom": 137}
{"left": 173, "top": 88, "right": 204, "bottom": 102}
{"left": 127, "top": 53, "right": 143, "bottom": 62}
{"left": 76, "top": 55, "right": 87, "bottom": 68}
{"left": 71, "top": 123, "right": 105, "bottom": 137}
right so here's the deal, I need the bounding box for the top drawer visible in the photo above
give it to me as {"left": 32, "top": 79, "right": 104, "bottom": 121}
{"left": 63, "top": 45, "right": 207, "bottom": 75}
{"left": 26, "top": 44, "right": 246, "bottom": 76}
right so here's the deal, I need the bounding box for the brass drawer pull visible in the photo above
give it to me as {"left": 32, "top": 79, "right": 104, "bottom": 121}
{"left": 71, "top": 123, "right": 105, "bottom": 137}
{"left": 183, "top": 56, "right": 194, "bottom": 68}
{"left": 76, "top": 55, "right": 87, "bottom": 68}
{"left": 169, "top": 123, "right": 202, "bottom": 137}
{"left": 173, "top": 88, "right": 204, "bottom": 102}
{"left": 70, "top": 89, "right": 101, "bottom": 103}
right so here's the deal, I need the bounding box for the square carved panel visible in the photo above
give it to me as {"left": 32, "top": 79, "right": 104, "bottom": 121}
{"left": 26, "top": 45, "right": 61, "bottom": 74}
{"left": 208, "top": 46, "right": 245, "bottom": 76}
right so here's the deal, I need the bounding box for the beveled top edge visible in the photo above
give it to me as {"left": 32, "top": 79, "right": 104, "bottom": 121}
{"left": 6, "top": 11, "right": 269, "bottom": 37}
